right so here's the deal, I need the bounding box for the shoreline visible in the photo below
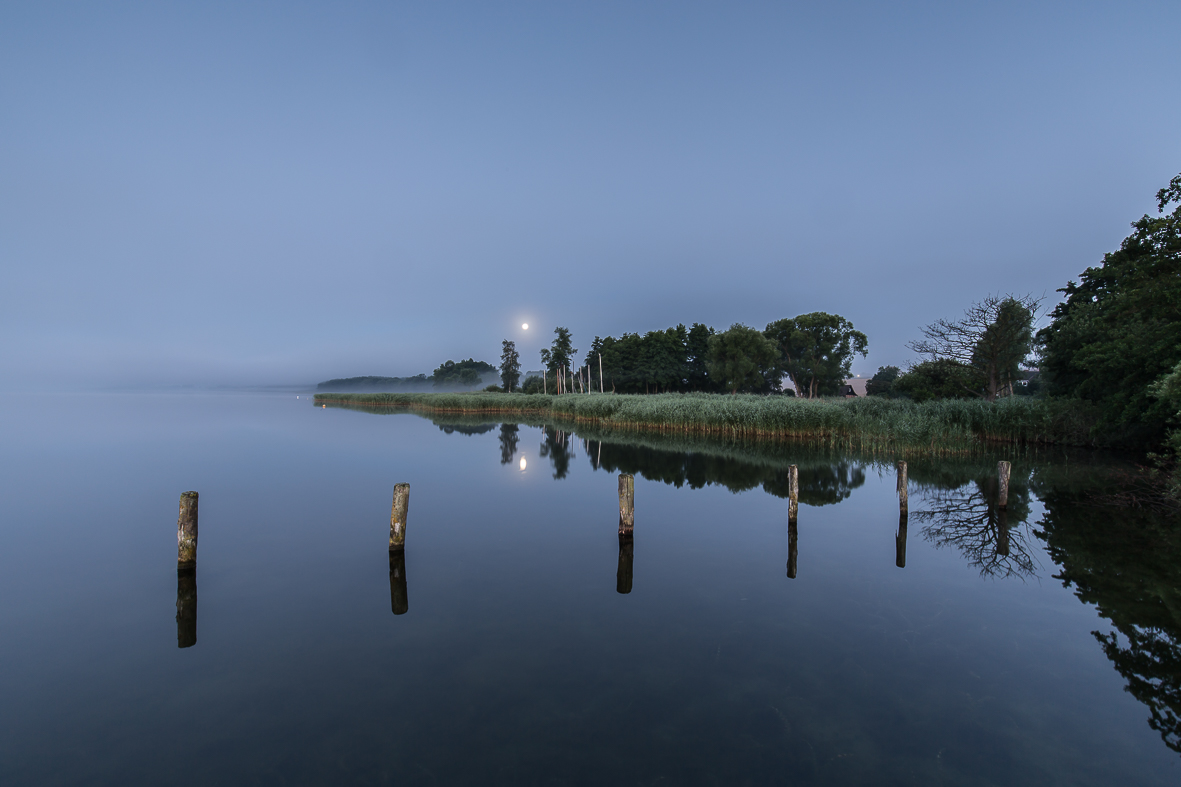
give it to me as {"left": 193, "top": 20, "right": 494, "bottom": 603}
{"left": 312, "top": 391, "right": 1099, "bottom": 455}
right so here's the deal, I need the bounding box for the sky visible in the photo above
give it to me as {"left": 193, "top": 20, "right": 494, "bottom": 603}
{"left": 2, "top": 1, "right": 1179, "bottom": 389}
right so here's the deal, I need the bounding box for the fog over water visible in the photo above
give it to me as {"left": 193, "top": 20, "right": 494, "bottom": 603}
{"left": 2, "top": 2, "right": 1179, "bottom": 390}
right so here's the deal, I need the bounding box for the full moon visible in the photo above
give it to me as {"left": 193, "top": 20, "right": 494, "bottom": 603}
{"left": 521, "top": 323, "right": 529, "bottom": 330}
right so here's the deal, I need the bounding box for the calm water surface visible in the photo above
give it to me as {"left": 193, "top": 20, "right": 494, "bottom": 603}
{"left": 0, "top": 392, "right": 1177, "bottom": 785}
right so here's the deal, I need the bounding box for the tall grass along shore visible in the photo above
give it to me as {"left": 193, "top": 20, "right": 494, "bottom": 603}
{"left": 312, "top": 392, "right": 1098, "bottom": 454}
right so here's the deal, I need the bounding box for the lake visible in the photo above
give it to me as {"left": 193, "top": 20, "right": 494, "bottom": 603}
{"left": 0, "top": 392, "right": 1177, "bottom": 785}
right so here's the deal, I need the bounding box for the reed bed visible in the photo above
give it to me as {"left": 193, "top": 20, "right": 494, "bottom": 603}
{"left": 313, "top": 391, "right": 1099, "bottom": 454}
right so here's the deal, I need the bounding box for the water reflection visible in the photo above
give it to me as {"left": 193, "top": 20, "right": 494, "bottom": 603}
{"left": 896, "top": 513, "right": 908, "bottom": 568}
{"left": 540, "top": 426, "right": 574, "bottom": 479}
{"left": 176, "top": 568, "right": 196, "bottom": 648}
{"left": 617, "top": 535, "right": 633, "bottom": 594}
{"left": 1038, "top": 490, "right": 1181, "bottom": 754}
{"left": 786, "top": 520, "right": 798, "bottom": 579}
{"left": 914, "top": 472, "right": 1038, "bottom": 579}
{"left": 498, "top": 423, "right": 520, "bottom": 464}
{"left": 389, "top": 551, "right": 408, "bottom": 615}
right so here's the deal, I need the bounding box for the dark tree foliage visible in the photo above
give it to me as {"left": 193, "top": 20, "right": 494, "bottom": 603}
{"left": 705, "top": 324, "right": 781, "bottom": 395}
{"left": 909, "top": 295, "right": 1039, "bottom": 401}
{"left": 499, "top": 340, "right": 521, "bottom": 393}
{"left": 431, "top": 358, "right": 498, "bottom": 389}
{"left": 864, "top": 366, "right": 901, "bottom": 397}
{"left": 685, "top": 323, "right": 715, "bottom": 391}
{"left": 590, "top": 439, "right": 865, "bottom": 504}
{"left": 594, "top": 324, "right": 721, "bottom": 394}
{"left": 765, "top": 313, "right": 868, "bottom": 399}
{"left": 892, "top": 359, "right": 982, "bottom": 403}
{"left": 1039, "top": 173, "right": 1181, "bottom": 444}
{"left": 1036, "top": 487, "right": 1181, "bottom": 753}
{"left": 498, "top": 423, "right": 519, "bottom": 464}
{"left": 540, "top": 425, "right": 573, "bottom": 478}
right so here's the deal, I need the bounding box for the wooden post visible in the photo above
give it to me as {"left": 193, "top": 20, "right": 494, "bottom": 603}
{"left": 787, "top": 465, "right": 799, "bottom": 524}
{"left": 616, "top": 534, "right": 633, "bottom": 594}
{"left": 390, "top": 483, "right": 410, "bottom": 551}
{"left": 896, "top": 461, "right": 908, "bottom": 515}
{"left": 786, "top": 520, "right": 798, "bottom": 579}
{"left": 389, "top": 551, "right": 408, "bottom": 615}
{"left": 176, "top": 567, "right": 197, "bottom": 648}
{"left": 618, "top": 474, "right": 634, "bottom": 535}
{"left": 599, "top": 353, "right": 604, "bottom": 393}
{"left": 896, "top": 512, "right": 908, "bottom": 568}
{"left": 997, "top": 461, "right": 1011, "bottom": 509}
{"left": 177, "top": 491, "right": 198, "bottom": 569}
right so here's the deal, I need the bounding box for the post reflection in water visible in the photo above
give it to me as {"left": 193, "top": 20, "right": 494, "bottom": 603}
{"left": 915, "top": 471, "right": 1036, "bottom": 579}
{"left": 176, "top": 568, "right": 196, "bottom": 648}
{"left": 896, "top": 513, "right": 908, "bottom": 568}
{"left": 616, "top": 535, "right": 633, "bottom": 594}
{"left": 389, "top": 551, "right": 408, "bottom": 615}
{"left": 786, "top": 520, "right": 798, "bottom": 579}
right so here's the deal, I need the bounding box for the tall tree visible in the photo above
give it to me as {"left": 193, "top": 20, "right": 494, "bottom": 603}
{"left": 543, "top": 326, "right": 576, "bottom": 392}
{"left": 1039, "top": 173, "right": 1181, "bottom": 443}
{"left": 705, "top": 324, "right": 780, "bottom": 394}
{"left": 685, "top": 323, "right": 715, "bottom": 391}
{"left": 765, "top": 313, "right": 868, "bottom": 398}
{"left": 908, "top": 295, "right": 1038, "bottom": 402}
{"left": 499, "top": 340, "right": 521, "bottom": 392}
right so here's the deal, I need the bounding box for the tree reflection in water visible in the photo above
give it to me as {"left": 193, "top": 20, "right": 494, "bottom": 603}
{"left": 1038, "top": 490, "right": 1181, "bottom": 754}
{"left": 540, "top": 426, "right": 574, "bottom": 479}
{"left": 914, "top": 472, "right": 1039, "bottom": 580}
{"left": 498, "top": 423, "right": 519, "bottom": 465}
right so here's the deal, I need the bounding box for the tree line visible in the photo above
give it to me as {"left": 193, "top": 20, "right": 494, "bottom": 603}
{"left": 866, "top": 171, "right": 1181, "bottom": 465}
{"left": 495, "top": 315, "right": 869, "bottom": 398}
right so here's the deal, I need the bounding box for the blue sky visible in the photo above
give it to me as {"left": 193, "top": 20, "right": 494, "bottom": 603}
{"left": 2, "top": 1, "right": 1178, "bottom": 388}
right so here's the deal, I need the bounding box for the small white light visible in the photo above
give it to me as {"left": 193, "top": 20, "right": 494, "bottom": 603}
{"left": 522, "top": 323, "right": 529, "bottom": 330}
{"left": 519, "top": 457, "right": 527, "bottom": 470}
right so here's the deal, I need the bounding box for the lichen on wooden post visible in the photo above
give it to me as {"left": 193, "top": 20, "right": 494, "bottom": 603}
{"left": 787, "top": 465, "right": 799, "bottom": 524}
{"left": 177, "top": 491, "right": 198, "bottom": 569}
{"left": 389, "top": 551, "right": 408, "bottom": 615}
{"left": 786, "top": 520, "right": 798, "bottom": 579}
{"left": 176, "top": 567, "right": 196, "bottom": 648}
{"left": 997, "top": 461, "right": 1011, "bottom": 509}
{"left": 897, "top": 460, "right": 908, "bottom": 515}
{"left": 618, "top": 474, "right": 634, "bottom": 536}
{"left": 390, "top": 483, "right": 410, "bottom": 551}
{"left": 616, "top": 535, "right": 633, "bottom": 594}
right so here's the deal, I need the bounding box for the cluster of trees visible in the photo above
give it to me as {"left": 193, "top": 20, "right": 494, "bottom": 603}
{"left": 1039, "top": 173, "right": 1181, "bottom": 451}
{"left": 319, "top": 359, "right": 500, "bottom": 392}
{"left": 863, "top": 294, "right": 1041, "bottom": 404}
{"left": 865, "top": 171, "right": 1181, "bottom": 464}
{"left": 430, "top": 358, "right": 498, "bottom": 388}
{"left": 509, "top": 314, "right": 869, "bottom": 397}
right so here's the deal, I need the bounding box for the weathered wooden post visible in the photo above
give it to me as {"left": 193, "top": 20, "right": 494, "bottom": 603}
{"left": 897, "top": 461, "right": 908, "bottom": 515}
{"left": 997, "top": 461, "right": 1011, "bottom": 509}
{"left": 389, "top": 551, "right": 408, "bottom": 615}
{"left": 896, "top": 513, "right": 908, "bottom": 568}
{"left": 176, "top": 568, "right": 197, "bottom": 648}
{"left": 390, "top": 483, "right": 410, "bottom": 551}
{"left": 616, "top": 535, "right": 633, "bottom": 594}
{"left": 618, "top": 474, "right": 634, "bottom": 536}
{"left": 787, "top": 465, "right": 799, "bottom": 524}
{"left": 177, "top": 491, "right": 198, "bottom": 569}
{"left": 786, "top": 520, "right": 798, "bottom": 579}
